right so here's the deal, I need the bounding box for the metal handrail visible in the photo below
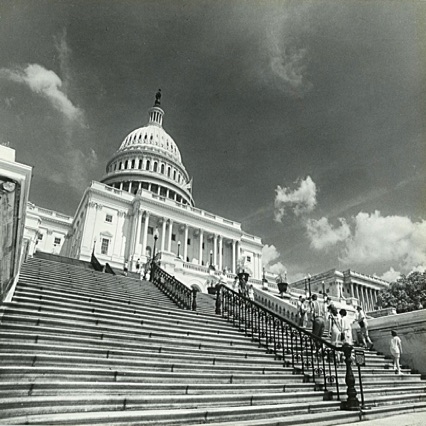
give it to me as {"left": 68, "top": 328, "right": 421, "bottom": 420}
{"left": 217, "top": 284, "right": 361, "bottom": 410}
{"left": 150, "top": 262, "right": 197, "bottom": 311}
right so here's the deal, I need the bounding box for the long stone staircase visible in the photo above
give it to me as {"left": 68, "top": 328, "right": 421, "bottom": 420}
{"left": 0, "top": 256, "right": 425, "bottom": 425}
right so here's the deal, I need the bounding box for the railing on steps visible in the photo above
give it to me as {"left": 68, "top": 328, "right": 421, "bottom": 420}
{"left": 90, "top": 252, "right": 103, "bottom": 272}
{"left": 150, "top": 262, "right": 197, "bottom": 311}
{"left": 216, "top": 284, "right": 362, "bottom": 411}
{"left": 90, "top": 253, "right": 115, "bottom": 275}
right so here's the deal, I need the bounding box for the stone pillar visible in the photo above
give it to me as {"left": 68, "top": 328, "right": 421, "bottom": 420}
{"left": 142, "top": 212, "right": 150, "bottom": 256}
{"left": 129, "top": 182, "right": 132, "bottom": 194}
{"left": 184, "top": 225, "right": 189, "bottom": 262}
{"left": 167, "top": 220, "right": 173, "bottom": 252}
{"left": 133, "top": 207, "right": 142, "bottom": 258}
{"left": 199, "top": 230, "right": 204, "bottom": 265}
{"left": 213, "top": 234, "right": 217, "bottom": 267}
{"left": 232, "top": 240, "right": 236, "bottom": 274}
{"left": 218, "top": 236, "right": 223, "bottom": 271}
{"left": 161, "top": 219, "right": 167, "bottom": 252}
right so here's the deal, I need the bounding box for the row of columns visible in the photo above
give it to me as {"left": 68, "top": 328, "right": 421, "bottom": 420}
{"left": 129, "top": 209, "right": 262, "bottom": 278}
{"left": 350, "top": 283, "right": 379, "bottom": 312}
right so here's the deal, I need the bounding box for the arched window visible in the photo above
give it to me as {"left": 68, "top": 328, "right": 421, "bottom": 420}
{"left": 173, "top": 170, "right": 176, "bottom": 180}
{"left": 146, "top": 160, "right": 150, "bottom": 170}
{"left": 138, "top": 159, "right": 143, "bottom": 169}
{"left": 153, "top": 162, "right": 158, "bottom": 172}
{"left": 124, "top": 160, "right": 128, "bottom": 169}
{"left": 160, "top": 164, "right": 165, "bottom": 174}
{"left": 119, "top": 162, "right": 123, "bottom": 170}
{"left": 131, "top": 159, "right": 135, "bottom": 169}
{"left": 167, "top": 167, "right": 171, "bottom": 177}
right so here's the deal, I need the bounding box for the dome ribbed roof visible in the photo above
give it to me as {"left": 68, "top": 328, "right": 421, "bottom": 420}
{"left": 118, "top": 123, "right": 182, "bottom": 164}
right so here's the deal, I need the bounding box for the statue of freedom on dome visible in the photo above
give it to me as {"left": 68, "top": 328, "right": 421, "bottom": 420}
{"left": 154, "top": 89, "right": 161, "bottom": 106}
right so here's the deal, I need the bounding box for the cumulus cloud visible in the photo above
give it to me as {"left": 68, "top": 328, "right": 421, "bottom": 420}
{"left": 262, "top": 244, "right": 287, "bottom": 275}
{"left": 340, "top": 211, "right": 426, "bottom": 270}
{"left": 378, "top": 267, "right": 401, "bottom": 283}
{"left": 274, "top": 176, "right": 317, "bottom": 222}
{"left": 0, "top": 63, "right": 83, "bottom": 123}
{"left": 305, "top": 217, "right": 351, "bottom": 250}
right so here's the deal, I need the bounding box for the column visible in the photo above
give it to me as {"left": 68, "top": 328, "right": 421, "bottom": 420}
{"left": 350, "top": 282, "right": 354, "bottom": 298}
{"left": 213, "top": 234, "right": 217, "bottom": 267}
{"left": 133, "top": 208, "right": 142, "bottom": 258}
{"left": 199, "top": 230, "right": 204, "bottom": 265}
{"left": 218, "top": 236, "right": 223, "bottom": 271}
{"left": 160, "top": 219, "right": 167, "bottom": 252}
{"left": 142, "top": 212, "right": 150, "bottom": 256}
{"left": 119, "top": 182, "right": 123, "bottom": 190}
{"left": 129, "top": 182, "right": 132, "bottom": 194}
{"left": 183, "top": 225, "right": 189, "bottom": 262}
{"left": 167, "top": 220, "right": 173, "bottom": 252}
{"left": 232, "top": 240, "right": 236, "bottom": 274}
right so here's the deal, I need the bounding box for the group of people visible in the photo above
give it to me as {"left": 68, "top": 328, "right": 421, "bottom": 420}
{"left": 231, "top": 274, "right": 254, "bottom": 300}
{"left": 297, "top": 294, "right": 375, "bottom": 350}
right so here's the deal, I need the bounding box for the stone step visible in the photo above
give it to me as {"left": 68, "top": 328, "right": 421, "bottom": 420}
{"left": 0, "top": 342, "right": 280, "bottom": 365}
{"left": 0, "top": 332, "right": 270, "bottom": 359}
{"left": 0, "top": 381, "right": 311, "bottom": 396}
{"left": 0, "top": 390, "right": 327, "bottom": 419}
{"left": 0, "top": 353, "right": 292, "bottom": 374}
{"left": 0, "top": 399, "right": 342, "bottom": 425}
{"left": 0, "top": 366, "right": 305, "bottom": 384}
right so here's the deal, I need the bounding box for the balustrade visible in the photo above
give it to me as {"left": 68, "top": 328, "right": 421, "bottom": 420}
{"left": 219, "top": 284, "right": 360, "bottom": 408}
{"left": 150, "top": 262, "right": 196, "bottom": 311}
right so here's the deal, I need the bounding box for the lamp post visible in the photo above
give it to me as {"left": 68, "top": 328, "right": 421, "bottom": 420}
{"left": 152, "top": 229, "right": 159, "bottom": 259}
{"left": 177, "top": 241, "right": 181, "bottom": 258}
{"left": 308, "top": 273, "right": 312, "bottom": 298}
{"left": 322, "top": 280, "right": 325, "bottom": 298}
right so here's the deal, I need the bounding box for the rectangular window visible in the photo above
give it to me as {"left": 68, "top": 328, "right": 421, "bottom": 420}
{"left": 148, "top": 226, "right": 153, "bottom": 235}
{"left": 202, "top": 242, "right": 205, "bottom": 250}
{"left": 54, "top": 237, "right": 61, "bottom": 245}
{"left": 105, "top": 214, "right": 113, "bottom": 223}
{"left": 101, "top": 238, "right": 109, "bottom": 255}
{"left": 187, "top": 238, "right": 191, "bottom": 245}
{"left": 37, "top": 234, "right": 43, "bottom": 240}
{"left": 246, "top": 256, "right": 252, "bottom": 262}
{"left": 171, "top": 233, "right": 176, "bottom": 241}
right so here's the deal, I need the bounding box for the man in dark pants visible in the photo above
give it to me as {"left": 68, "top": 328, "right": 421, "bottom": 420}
{"left": 311, "top": 294, "right": 325, "bottom": 351}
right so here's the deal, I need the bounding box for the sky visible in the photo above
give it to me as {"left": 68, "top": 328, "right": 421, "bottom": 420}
{"left": 1, "top": 0, "right": 425, "bottom": 283}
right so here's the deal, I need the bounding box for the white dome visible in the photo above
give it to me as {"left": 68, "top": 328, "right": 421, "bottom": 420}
{"left": 118, "top": 123, "right": 182, "bottom": 164}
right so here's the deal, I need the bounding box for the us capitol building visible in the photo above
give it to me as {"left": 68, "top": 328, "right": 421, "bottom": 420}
{"left": 23, "top": 92, "right": 264, "bottom": 292}
{"left": 18, "top": 91, "right": 389, "bottom": 305}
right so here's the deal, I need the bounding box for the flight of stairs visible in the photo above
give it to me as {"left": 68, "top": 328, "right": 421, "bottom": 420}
{"left": 0, "top": 255, "right": 425, "bottom": 425}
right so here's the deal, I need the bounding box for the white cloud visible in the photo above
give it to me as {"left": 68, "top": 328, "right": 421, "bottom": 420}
{"left": 340, "top": 211, "right": 426, "bottom": 270}
{"left": 265, "top": 8, "right": 313, "bottom": 96}
{"left": 0, "top": 63, "right": 83, "bottom": 123}
{"left": 378, "top": 267, "right": 401, "bottom": 282}
{"left": 262, "top": 244, "right": 280, "bottom": 265}
{"left": 305, "top": 217, "right": 351, "bottom": 250}
{"left": 274, "top": 176, "right": 317, "bottom": 222}
{"left": 262, "top": 244, "right": 287, "bottom": 275}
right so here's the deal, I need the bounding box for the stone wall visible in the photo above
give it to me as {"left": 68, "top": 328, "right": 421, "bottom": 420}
{"left": 367, "top": 309, "right": 426, "bottom": 375}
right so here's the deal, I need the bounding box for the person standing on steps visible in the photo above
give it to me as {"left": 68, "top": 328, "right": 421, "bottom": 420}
{"left": 123, "top": 259, "right": 128, "bottom": 276}
{"left": 390, "top": 330, "right": 403, "bottom": 374}
{"left": 355, "top": 306, "right": 374, "bottom": 350}
{"left": 328, "top": 305, "right": 341, "bottom": 347}
{"left": 311, "top": 294, "right": 325, "bottom": 352}
{"left": 339, "top": 309, "right": 353, "bottom": 345}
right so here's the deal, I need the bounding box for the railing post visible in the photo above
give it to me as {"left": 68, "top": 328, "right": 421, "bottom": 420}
{"left": 191, "top": 288, "right": 197, "bottom": 311}
{"left": 340, "top": 343, "right": 360, "bottom": 410}
{"left": 215, "top": 285, "right": 222, "bottom": 315}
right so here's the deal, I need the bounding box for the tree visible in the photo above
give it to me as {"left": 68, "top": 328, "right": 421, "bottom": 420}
{"left": 377, "top": 271, "right": 426, "bottom": 313}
